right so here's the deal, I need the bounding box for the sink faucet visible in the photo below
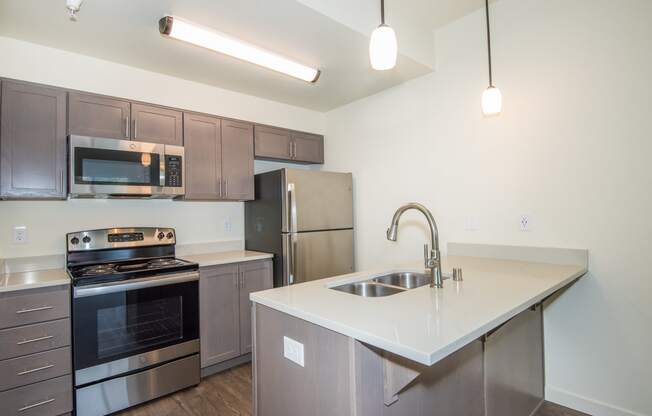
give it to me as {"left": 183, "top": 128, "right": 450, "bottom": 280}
{"left": 386, "top": 203, "right": 443, "bottom": 288}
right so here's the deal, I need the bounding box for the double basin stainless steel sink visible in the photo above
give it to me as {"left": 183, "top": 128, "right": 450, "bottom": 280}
{"left": 332, "top": 271, "right": 446, "bottom": 297}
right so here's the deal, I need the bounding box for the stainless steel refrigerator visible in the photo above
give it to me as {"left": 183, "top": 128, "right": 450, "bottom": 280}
{"left": 245, "top": 169, "right": 354, "bottom": 287}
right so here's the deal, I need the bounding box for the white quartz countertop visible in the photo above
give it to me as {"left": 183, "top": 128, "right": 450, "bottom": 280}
{"left": 180, "top": 250, "right": 273, "bottom": 268}
{"left": 250, "top": 255, "right": 587, "bottom": 366}
{"left": 0, "top": 269, "right": 70, "bottom": 294}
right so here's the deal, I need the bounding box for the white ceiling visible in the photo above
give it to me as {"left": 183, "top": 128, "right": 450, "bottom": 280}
{"left": 0, "top": 0, "right": 484, "bottom": 111}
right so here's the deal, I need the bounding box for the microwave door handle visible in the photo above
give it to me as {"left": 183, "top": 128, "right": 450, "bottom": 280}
{"left": 160, "top": 152, "right": 166, "bottom": 187}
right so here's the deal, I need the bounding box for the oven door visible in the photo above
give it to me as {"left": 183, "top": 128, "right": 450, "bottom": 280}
{"left": 72, "top": 272, "right": 199, "bottom": 386}
{"left": 70, "top": 135, "right": 166, "bottom": 197}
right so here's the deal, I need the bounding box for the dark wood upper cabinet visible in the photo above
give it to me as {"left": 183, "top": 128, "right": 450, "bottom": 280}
{"left": 254, "top": 125, "right": 324, "bottom": 164}
{"left": 183, "top": 113, "right": 222, "bottom": 200}
{"left": 222, "top": 120, "right": 254, "bottom": 201}
{"left": 254, "top": 126, "right": 292, "bottom": 160}
{"left": 131, "top": 103, "right": 183, "bottom": 146}
{"left": 291, "top": 132, "right": 324, "bottom": 164}
{"left": 0, "top": 81, "right": 67, "bottom": 199}
{"left": 68, "top": 93, "right": 130, "bottom": 140}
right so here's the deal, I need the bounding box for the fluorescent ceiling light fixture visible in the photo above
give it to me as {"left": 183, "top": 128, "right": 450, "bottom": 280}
{"left": 159, "top": 16, "right": 320, "bottom": 83}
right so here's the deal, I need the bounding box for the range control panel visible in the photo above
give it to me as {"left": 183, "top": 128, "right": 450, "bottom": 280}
{"left": 108, "top": 232, "right": 145, "bottom": 243}
{"left": 67, "top": 227, "right": 176, "bottom": 252}
{"left": 165, "top": 155, "right": 183, "bottom": 188}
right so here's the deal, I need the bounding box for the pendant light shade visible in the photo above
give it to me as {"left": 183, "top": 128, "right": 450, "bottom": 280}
{"left": 482, "top": 86, "right": 502, "bottom": 116}
{"left": 482, "top": 0, "right": 502, "bottom": 116}
{"left": 369, "top": 25, "right": 397, "bottom": 70}
{"left": 369, "top": 0, "right": 397, "bottom": 70}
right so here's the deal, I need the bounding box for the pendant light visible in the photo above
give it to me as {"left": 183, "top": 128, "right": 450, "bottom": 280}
{"left": 369, "top": 0, "right": 397, "bottom": 70}
{"left": 481, "top": 0, "right": 502, "bottom": 115}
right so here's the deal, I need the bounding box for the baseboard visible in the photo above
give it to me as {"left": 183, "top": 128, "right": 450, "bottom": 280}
{"left": 546, "top": 386, "right": 646, "bottom": 416}
{"left": 201, "top": 354, "right": 251, "bottom": 378}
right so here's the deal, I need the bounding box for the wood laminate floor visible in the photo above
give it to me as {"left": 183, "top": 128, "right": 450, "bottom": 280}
{"left": 117, "top": 363, "right": 590, "bottom": 416}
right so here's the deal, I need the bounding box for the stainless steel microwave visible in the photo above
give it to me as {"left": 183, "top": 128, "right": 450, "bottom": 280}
{"left": 69, "top": 135, "right": 185, "bottom": 198}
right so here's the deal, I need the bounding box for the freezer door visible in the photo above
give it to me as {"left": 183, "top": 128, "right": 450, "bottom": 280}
{"left": 282, "top": 229, "right": 354, "bottom": 285}
{"left": 282, "top": 169, "right": 353, "bottom": 233}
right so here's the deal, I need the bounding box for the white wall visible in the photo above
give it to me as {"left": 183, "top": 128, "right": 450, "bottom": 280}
{"left": 322, "top": 0, "right": 652, "bottom": 415}
{"left": 0, "top": 36, "right": 325, "bottom": 258}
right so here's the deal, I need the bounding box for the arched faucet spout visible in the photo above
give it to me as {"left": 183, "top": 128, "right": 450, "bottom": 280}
{"left": 386, "top": 203, "right": 443, "bottom": 288}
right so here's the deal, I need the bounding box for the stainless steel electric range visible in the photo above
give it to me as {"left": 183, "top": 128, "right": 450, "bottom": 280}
{"left": 66, "top": 227, "right": 199, "bottom": 416}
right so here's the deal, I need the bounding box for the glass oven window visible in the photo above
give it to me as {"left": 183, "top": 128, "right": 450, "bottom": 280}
{"left": 74, "top": 147, "right": 160, "bottom": 186}
{"left": 96, "top": 297, "right": 183, "bottom": 359}
{"left": 73, "top": 280, "right": 199, "bottom": 371}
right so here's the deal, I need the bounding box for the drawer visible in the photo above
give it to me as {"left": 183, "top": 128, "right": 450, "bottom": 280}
{"left": 0, "top": 285, "right": 70, "bottom": 329}
{"left": 0, "top": 319, "right": 70, "bottom": 361}
{"left": 0, "top": 374, "right": 72, "bottom": 416}
{"left": 0, "top": 347, "right": 71, "bottom": 392}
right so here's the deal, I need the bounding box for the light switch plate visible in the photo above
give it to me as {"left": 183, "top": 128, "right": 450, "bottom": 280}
{"left": 283, "top": 336, "right": 305, "bottom": 367}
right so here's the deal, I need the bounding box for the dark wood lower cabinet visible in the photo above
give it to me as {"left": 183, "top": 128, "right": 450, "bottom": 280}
{"left": 0, "top": 81, "right": 67, "bottom": 199}
{"left": 200, "top": 264, "right": 241, "bottom": 367}
{"left": 253, "top": 304, "right": 544, "bottom": 416}
{"left": 200, "top": 260, "right": 272, "bottom": 370}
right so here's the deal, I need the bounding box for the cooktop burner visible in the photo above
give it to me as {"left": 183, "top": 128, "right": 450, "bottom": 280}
{"left": 68, "top": 257, "right": 197, "bottom": 286}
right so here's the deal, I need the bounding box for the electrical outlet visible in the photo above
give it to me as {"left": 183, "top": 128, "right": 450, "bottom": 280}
{"left": 519, "top": 216, "right": 531, "bottom": 232}
{"left": 283, "top": 336, "right": 305, "bottom": 367}
{"left": 13, "top": 226, "right": 28, "bottom": 244}
{"left": 224, "top": 217, "right": 232, "bottom": 232}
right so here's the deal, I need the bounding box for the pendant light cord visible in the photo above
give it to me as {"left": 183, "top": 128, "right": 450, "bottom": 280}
{"left": 381, "top": 0, "right": 385, "bottom": 25}
{"left": 485, "top": 0, "right": 493, "bottom": 87}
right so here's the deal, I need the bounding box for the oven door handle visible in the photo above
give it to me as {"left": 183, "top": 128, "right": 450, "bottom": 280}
{"left": 73, "top": 271, "right": 199, "bottom": 298}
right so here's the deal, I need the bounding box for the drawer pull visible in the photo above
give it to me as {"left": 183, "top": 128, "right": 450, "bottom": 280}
{"left": 18, "top": 398, "right": 55, "bottom": 412}
{"left": 17, "top": 364, "right": 55, "bottom": 375}
{"left": 17, "top": 335, "right": 53, "bottom": 345}
{"left": 15, "top": 306, "right": 53, "bottom": 314}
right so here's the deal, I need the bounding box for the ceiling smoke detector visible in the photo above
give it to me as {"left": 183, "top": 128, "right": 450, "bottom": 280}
{"left": 66, "top": 0, "right": 84, "bottom": 21}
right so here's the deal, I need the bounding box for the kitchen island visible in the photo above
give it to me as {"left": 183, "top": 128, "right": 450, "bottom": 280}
{"left": 250, "top": 243, "right": 587, "bottom": 416}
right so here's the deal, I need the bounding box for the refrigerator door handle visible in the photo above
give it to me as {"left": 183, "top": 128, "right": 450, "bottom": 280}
{"left": 287, "top": 182, "right": 298, "bottom": 233}
{"left": 290, "top": 234, "right": 298, "bottom": 285}
{"left": 286, "top": 233, "right": 297, "bottom": 285}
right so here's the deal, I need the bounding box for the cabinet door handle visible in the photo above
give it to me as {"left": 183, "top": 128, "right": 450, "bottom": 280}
{"left": 17, "top": 335, "right": 53, "bottom": 345}
{"left": 125, "top": 116, "right": 130, "bottom": 138}
{"left": 292, "top": 142, "right": 296, "bottom": 158}
{"left": 133, "top": 118, "right": 138, "bottom": 139}
{"left": 218, "top": 178, "right": 223, "bottom": 198}
{"left": 288, "top": 142, "right": 292, "bottom": 158}
{"left": 16, "top": 306, "right": 53, "bottom": 314}
{"left": 18, "top": 364, "right": 54, "bottom": 376}
{"left": 224, "top": 179, "right": 228, "bottom": 198}
{"left": 59, "top": 170, "right": 64, "bottom": 192}
{"left": 18, "top": 398, "right": 55, "bottom": 412}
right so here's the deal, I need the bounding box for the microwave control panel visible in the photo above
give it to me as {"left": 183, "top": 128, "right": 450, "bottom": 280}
{"left": 165, "top": 155, "right": 183, "bottom": 187}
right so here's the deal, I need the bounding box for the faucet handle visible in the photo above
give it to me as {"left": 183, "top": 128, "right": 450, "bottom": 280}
{"left": 423, "top": 244, "right": 429, "bottom": 268}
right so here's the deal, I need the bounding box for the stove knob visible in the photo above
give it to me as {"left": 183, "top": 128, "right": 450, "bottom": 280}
{"left": 166, "top": 232, "right": 174, "bottom": 239}
{"left": 157, "top": 232, "right": 165, "bottom": 240}
{"left": 70, "top": 237, "right": 80, "bottom": 245}
{"left": 82, "top": 236, "right": 91, "bottom": 244}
